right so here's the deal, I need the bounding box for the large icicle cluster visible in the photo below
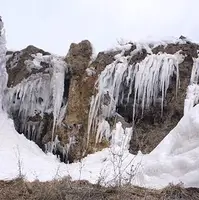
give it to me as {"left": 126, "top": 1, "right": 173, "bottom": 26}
{"left": 5, "top": 53, "right": 67, "bottom": 149}
{"left": 88, "top": 44, "right": 184, "bottom": 145}
{"left": 184, "top": 57, "right": 199, "bottom": 114}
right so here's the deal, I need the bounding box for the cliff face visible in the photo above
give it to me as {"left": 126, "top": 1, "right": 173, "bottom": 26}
{"left": 5, "top": 38, "right": 199, "bottom": 163}
{"left": 5, "top": 46, "right": 69, "bottom": 155}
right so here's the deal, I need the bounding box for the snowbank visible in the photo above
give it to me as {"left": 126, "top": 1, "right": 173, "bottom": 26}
{"left": 1, "top": 105, "right": 199, "bottom": 189}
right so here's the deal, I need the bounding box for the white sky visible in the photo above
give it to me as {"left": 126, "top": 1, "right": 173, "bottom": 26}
{"left": 1, "top": 0, "right": 199, "bottom": 55}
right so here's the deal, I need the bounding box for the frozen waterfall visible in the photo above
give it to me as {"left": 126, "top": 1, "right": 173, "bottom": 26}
{"left": 5, "top": 53, "right": 68, "bottom": 151}
{"left": 87, "top": 44, "right": 184, "bottom": 145}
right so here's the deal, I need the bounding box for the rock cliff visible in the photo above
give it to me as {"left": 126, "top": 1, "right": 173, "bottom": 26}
{"left": 5, "top": 38, "right": 199, "bottom": 163}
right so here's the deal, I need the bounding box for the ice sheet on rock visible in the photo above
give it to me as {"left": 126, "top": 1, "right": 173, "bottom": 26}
{"left": 51, "top": 57, "right": 66, "bottom": 142}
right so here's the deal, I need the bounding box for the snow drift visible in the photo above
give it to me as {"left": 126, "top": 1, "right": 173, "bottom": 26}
{"left": 1, "top": 105, "right": 199, "bottom": 189}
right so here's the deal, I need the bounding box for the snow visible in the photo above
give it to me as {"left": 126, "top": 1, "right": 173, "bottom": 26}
{"left": 0, "top": 112, "right": 65, "bottom": 181}
{"left": 96, "top": 119, "right": 111, "bottom": 144}
{"left": 86, "top": 67, "right": 96, "bottom": 76}
{"left": 70, "top": 106, "right": 199, "bottom": 188}
{"left": 111, "top": 37, "right": 191, "bottom": 54}
{"left": 1, "top": 107, "right": 199, "bottom": 189}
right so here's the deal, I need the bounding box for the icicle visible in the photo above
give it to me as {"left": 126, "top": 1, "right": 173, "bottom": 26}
{"left": 184, "top": 84, "right": 199, "bottom": 115}
{"left": 184, "top": 58, "right": 199, "bottom": 114}
{"left": 87, "top": 44, "right": 183, "bottom": 145}
{"left": 5, "top": 54, "right": 68, "bottom": 149}
{"left": 50, "top": 57, "right": 66, "bottom": 147}
{"left": 133, "top": 53, "right": 180, "bottom": 123}
{"left": 95, "top": 119, "right": 111, "bottom": 144}
{"left": 190, "top": 58, "right": 199, "bottom": 84}
{"left": 110, "top": 122, "right": 132, "bottom": 153}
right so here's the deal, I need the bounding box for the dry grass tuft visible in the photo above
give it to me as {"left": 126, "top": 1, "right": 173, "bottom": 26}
{"left": 160, "top": 183, "right": 199, "bottom": 200}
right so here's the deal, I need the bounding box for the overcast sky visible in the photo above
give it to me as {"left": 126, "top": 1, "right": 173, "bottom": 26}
{"left": 1, "top": 0, "right": 199, "bottom": 55}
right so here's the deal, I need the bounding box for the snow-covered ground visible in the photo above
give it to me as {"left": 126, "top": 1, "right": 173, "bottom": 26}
{"left": 1, "top": 106, "right": 199, "bottom": 189}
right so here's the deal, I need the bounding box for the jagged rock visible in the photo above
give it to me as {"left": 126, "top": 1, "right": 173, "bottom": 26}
{"left": 90, "top": 50, "right": 120, "bottom": 74}
{"left": 64, "top": 40, "right": 93, "bottom": 125}
{"left": 6, "top": 45, "right": 50, "bottom": 87}
{"left": 58, "top": 42, "right": 123, "bottom": 160}
{"left": 152, "top": 42, "right": 199, "bottom": 57}
{"left": 65, "top": 40, "right": 92, "bottom": 75}
{"left": 129, "top": 48, "right": 148, "bottom": 64}
{"left": 179, "top": 35, "right": 187, "bottom": 40}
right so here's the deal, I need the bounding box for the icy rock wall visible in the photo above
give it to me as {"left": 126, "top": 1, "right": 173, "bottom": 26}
{"left": 5, "top": 53, "right": 68, "bottom": 151}
{"left": 87, "top": 43, "right": 185, "bottom": 145}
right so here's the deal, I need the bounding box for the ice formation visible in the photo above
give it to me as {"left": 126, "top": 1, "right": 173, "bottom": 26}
{"left": 0, "top": 19, "right": 7, "bottom": 110}
{"left": 5, "top": 53, "right": 68, "bottom": 150}
{"left": 87, "top": 44, "right": 184, "bottom": 144}
{"left": 184, "top": 58, "right": 199, "bottom": 114}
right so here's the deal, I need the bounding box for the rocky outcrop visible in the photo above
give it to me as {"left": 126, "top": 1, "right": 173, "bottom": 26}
{"left": 5, "top": 38, "right": 199, "bottom": 163}
{"left": 55, "top": 40, "right": 94, "bottom": 161}
{"left": 5, "top": 46, "right": 69, "bottom": 154}
{"left": 6, "top": 45, "right": 50, "bottom": 87}
{"left": 116, "top": 41, "right": 199, "bottom": 154}
{"left": 58, "top": 41, "right": 120, "bottom": 160}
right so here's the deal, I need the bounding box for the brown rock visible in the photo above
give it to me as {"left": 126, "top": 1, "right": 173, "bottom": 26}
{"left": 6, "top": 45, "right": 50, "bottom": 87}
{"left": 65, "top": 40, "right": 92, "bottom": 75}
